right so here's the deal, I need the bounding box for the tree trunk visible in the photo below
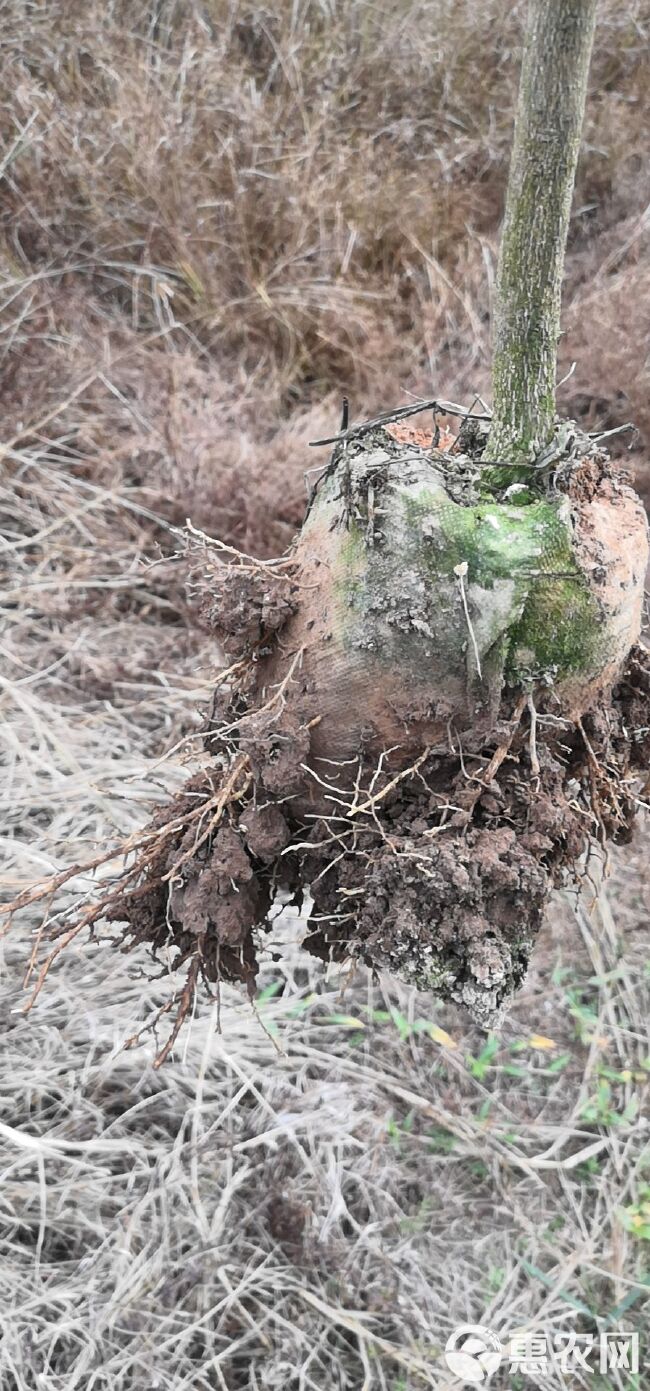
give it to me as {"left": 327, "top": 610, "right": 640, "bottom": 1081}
{"left": 484, "top": 0, "right": 598, "bottom": 485}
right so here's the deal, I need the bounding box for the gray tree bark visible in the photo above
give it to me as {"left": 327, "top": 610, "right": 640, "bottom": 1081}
{"left": 484, "top": 0, "right": 598, "bottom": 482}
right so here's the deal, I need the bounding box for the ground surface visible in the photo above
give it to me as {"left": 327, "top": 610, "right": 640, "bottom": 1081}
{"left": 1, "top": 1, "right": 650, "bottom": 1387}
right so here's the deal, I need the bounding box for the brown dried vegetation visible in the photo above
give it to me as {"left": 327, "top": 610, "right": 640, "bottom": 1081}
{"left": 2, "top": 0, "right": 650, "bottom": 578}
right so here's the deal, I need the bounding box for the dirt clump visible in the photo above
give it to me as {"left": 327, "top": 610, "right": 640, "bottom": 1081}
{"left": 197, "top": 562, "right": 300, "bottom": 658}
{"left": 95, "top": 628, "right": 650, "bottom": 1035}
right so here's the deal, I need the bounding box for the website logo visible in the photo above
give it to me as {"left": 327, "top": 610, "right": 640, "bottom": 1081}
{"left": 444, "top": 1325, "right": 503, "bottom": 1383}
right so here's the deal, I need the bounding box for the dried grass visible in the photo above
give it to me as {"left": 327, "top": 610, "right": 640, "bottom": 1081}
{"left": 3, "top": 825, "right": 649, "bottom": 1387}
{"left": 2, "top": 0, "right": 649, "bottom": 559}
{"left": 2, "top": 0, "right": 650, "bottom": 1386}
